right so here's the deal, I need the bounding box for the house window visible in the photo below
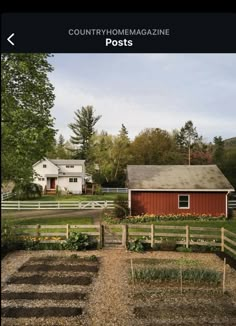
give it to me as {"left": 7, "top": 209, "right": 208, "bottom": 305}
{"left": 178, "top": 195, "right": 190, "bottom": 209}
{"left": 43, "top": 164, "right": 47, "bottom": 168}
{"left": 66, "top": 165, "right": 74, "bottom": 168}
{"left": 69, "top": 178, "right": 77, "bottom": 182}
{"left": 38, "top": 177, "right": 45, "bottom": 181}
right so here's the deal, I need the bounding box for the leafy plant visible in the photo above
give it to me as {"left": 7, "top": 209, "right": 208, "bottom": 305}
{"left": 62, "top": 232, "right": 90, "bottom": 251}
{"left": 84, "top": 255, "right": 98, "bottom": 261}
{"left": 113, "top": 194, "right": 129, "bottom": 219}
{"left": 176, "top": 246, "right": 192, "bottom": 252}
{"left": 128, "top": 238, "right": 145, "bottom": 252}
{"left": 159, "top": 239, "right": 176, "bottom": 251}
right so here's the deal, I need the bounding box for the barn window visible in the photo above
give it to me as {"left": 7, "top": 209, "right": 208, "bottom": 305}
{"left": 178, "top": 195, "right": 190, "bottom": 209}
{"left": 66, "top": 165, "right": 74, "bottom": 168}
{"left": 43, "top": 164, "right": 47, "bottom": 168}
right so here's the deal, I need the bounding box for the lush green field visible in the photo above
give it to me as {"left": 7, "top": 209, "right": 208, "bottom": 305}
{"left": 14, "top": 193, "right": 128, "bottom": 201}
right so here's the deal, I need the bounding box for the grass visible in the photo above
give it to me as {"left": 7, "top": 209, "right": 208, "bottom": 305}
{"left": 1, "top": 217, "right": 96, "bottom": 234}
{"left": 16, "top": 193, "right": 128, "bottom": 201}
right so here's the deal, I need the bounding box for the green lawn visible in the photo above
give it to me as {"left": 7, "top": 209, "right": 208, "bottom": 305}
{"left": 15, "top": 193, "right": 128, "bottom": 201}
{"left": 2, "top": 216, "right": 96, "bottom": 233}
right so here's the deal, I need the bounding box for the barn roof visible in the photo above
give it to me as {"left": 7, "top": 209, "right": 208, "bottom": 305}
{"left": 127, "top": 165, "right": 234, "bottom": 191}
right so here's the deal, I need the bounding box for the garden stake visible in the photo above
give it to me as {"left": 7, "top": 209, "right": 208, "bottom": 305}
{"left": 131, "top": 259, "right": 134, "bottom": 285}
{"left": 223, "top": 257, "right": 226, "bottom": 294}
{"left": 180, "top": 264, "right": 183, "bottom": 295}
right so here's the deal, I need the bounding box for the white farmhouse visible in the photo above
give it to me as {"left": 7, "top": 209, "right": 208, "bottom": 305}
{"left": 33, "top": 158, "right": 86, "bottom": 194}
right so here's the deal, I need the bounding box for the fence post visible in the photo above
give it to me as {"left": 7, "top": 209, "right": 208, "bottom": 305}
{"left": 151, "top": 224, "right": 155, "bottom": 248}
{"left": 99, "top": 224, "right": 104, "bottom": 249}
{"left": 38, "top": 202, "right": 40, "bottom": 210}
{"left": 186, "top": 225, "right": 189, "bottom": 249}
{"left": 66, "top": 224, "right": 69, "bottom": 239}
{"left": 18, "top": 201, "right": 20, "bottom": 210}
{"left": 221, "top": 227, "right": 224, "bottom": 252}
{"left": 36, "top": 224, "right": 40, "bottom": 240}
{"left": 122, "top": 224, "right": 128, "bottom": 248}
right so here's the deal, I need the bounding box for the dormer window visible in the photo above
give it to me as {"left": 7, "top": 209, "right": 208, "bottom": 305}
{"left": 66, "top": 165, "right": 74, "bottom": 168}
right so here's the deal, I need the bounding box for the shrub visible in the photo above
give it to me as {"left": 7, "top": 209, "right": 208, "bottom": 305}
{"left": 13, "top": 182, "right": 42, "bottom": 200}
{"left": 1, "top": 225, "right": 24, "bottom": 257}
{"left": 62, "top": 232, "right": 90, "bottom": 251}
{"left": 159, "top": 239, "right": 176, "bottom": 251}
{"left": 113, "top": 195, "right": 129, "bottom": 219}
{"left": 128, "top": 238, "right": 145, "bottom": 252}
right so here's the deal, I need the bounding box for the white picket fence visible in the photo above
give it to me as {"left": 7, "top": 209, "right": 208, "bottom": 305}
{"left": 101, "top": 187, "right": 128, "bottom": 193}
{"left": 1, "top": 192, "right": 15, "bottom": 201}
{"left": 1, "top": 200, "right": 115, "bottom": 210}
{"left": 229, "top": 200, "right": 236, "bottom": 209}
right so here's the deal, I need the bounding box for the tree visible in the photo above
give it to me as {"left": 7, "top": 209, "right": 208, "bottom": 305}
{"left": 113, "top": 124, "right": 131, "bottom": 182}
{"left": 58, "top": 134, "right": 65, "bottom": 147}
{"left": 213, "top": 136, "right": 225, "bottom": 167}
{"left": 69, "top": 106, "right": 101, "bottom": 164}
{"left": 1, "top": 54, "right": 56, "bottom": 185}
{"left": 175, "top": 120, "right": 203, "bottom": 165}
{"left": 130, "top": 128, "right": 182, "bottom": 165}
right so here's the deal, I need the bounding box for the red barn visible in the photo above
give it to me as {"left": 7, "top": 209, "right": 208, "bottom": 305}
{"left": 127, "top": 165, "right": 234, "bottom": 217}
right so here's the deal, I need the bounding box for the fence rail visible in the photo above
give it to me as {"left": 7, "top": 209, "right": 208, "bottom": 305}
{"left": 101, "top": 187, "right": 128, "bottom": 193}
{"left": 229, "top": 200, "right": 236, "bottom": 209}
{"left": 1, "top": 192, "right": 15, "bottom": 201}
{"left": 1, "top": 200, "right": 115, "bottom": 210}
{"left": 3, "top": 224, "right": 235, "bottom": 256}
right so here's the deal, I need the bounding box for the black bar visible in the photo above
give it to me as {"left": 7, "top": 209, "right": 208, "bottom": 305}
{"left": 1, "top": 13, "right": 236, "bottom": 53}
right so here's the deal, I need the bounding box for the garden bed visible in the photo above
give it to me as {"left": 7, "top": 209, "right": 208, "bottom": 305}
{"left": 1, "top": 307, "right": 83, "bottom": 318}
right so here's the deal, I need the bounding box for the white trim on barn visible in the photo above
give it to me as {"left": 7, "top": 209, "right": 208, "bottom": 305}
{"left": 128, "top": 188, "right": 234, "bottom": 192}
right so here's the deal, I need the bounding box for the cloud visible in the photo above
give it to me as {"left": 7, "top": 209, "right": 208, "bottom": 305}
{"left": 49, "top": 54, "right": 236, "bottom": 142}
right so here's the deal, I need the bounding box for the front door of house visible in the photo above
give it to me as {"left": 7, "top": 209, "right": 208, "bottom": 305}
{"left": 50, "top": 178, "right": 56, "bottom": 189}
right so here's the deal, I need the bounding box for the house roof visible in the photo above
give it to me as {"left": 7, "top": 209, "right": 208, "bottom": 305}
{"left": 127, "top": 165, "right": 234, "bottom": 191}
{"left": 50, "top": 159, "right": 85, "bottom": 165}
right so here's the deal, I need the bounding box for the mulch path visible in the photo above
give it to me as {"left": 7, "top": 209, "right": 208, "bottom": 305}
{"left": 1, "top": 307, "right": 83, "bottom": 318}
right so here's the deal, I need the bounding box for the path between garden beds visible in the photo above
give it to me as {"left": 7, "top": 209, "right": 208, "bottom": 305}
{"left": 2, "top": 250, "right": 236, "bottom": 326}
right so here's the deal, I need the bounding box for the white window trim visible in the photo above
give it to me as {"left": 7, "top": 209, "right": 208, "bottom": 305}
{"left": 178, "top": 194, "right": 190, "bottom": 209}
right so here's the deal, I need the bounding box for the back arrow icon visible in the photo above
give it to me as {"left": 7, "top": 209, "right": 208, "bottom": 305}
{"left": 7, "top": 33, "right": 15, "bottom": 46}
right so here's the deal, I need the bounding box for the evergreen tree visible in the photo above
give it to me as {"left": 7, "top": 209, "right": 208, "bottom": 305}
{"left": 175, "top": 120, "right": 202, "bottom": 165}
{"left": 213, "top": 136, "right": 225, "bottom": 167}
{"left": 69, "top": 106, "right": 101, "bottom": 162}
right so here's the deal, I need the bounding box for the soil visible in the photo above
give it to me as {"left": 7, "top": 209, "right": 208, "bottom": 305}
{"left": 2, "top": 250, "right": 236, "bottom": 326}
{"left": 18, "top": 264, "right": 98, "bottom": 273}
{"left": 7, "top": 275, "right": 92, "bottom": 285}
{"left": 1, "top": 292, "right": 87, "bottom": 300}
{"left": 1, "top": 307, "right": 83, "bottom": 318}
{"left": 215, "top": 251, "right": 236, "bottom": 270}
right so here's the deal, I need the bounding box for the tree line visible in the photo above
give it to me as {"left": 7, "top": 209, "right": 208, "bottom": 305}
{"left": 49, "top": 106, "right": 236, "bottom": 188}
{"left": 1, "top": 54, "right": 236, "bottom": 191}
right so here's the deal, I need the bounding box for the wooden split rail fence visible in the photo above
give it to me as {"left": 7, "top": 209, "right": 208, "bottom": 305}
{"left": 3, "top": 224, "right": 236, "bottom": 256}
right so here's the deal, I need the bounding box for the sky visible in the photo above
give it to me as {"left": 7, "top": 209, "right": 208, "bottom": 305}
{"left": 48, "top": 54, "right": 236, "bottom": 143}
